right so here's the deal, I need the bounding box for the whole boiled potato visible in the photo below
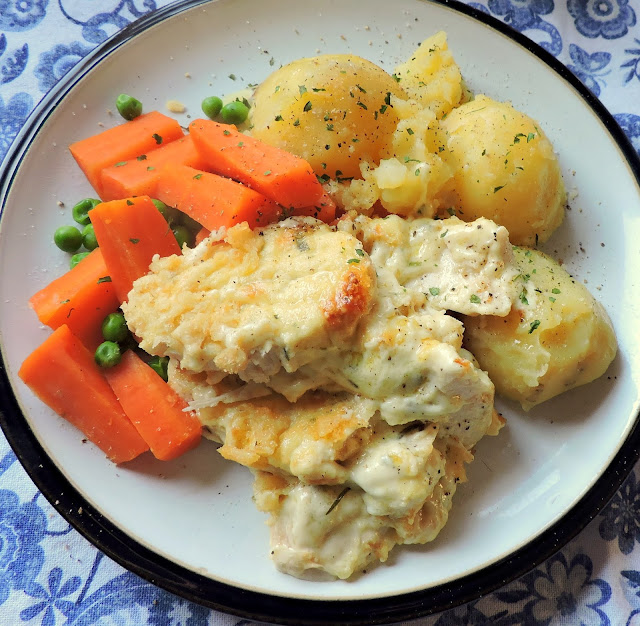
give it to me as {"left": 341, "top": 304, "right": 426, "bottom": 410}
{"left": 439, "top": 95, "right": 566, "bottom": 246}
{"left": 250, "top": 55, "right": 406, "bottom": 179}
{"left": 462, "top": 247, "right": 616, "bottom": 410}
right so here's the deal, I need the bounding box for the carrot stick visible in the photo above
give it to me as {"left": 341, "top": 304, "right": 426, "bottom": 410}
{"left": 294, "top": 191, "right": 337, "bottom": 223}
{"left": 29, "top": 248, "right": 109, "bottom": 326}
{"left": 153, "top": 164, "right": 281, "bottom": 230}
{"left": 104, "top": 350, "right": 202, "bottom": 461}
{"left": 89, "top": 195, "right": 181, "bottom": 303}
{"left": 194, "top": 226, "right": 210, "bottom": 245}
{"left": 69, "top": 111, "right": 183, "bottom": 198}
{"left": 189, "top": 119, "right": 325, "bottom": 209}
{"left": 46, "top": 275, "right": 119, "bottom": 351}
{"left": 18, "top": 325, "right": 149, "bottom": 464}
{"left": 100, "top": 135, "right": 207, "bottom": 201}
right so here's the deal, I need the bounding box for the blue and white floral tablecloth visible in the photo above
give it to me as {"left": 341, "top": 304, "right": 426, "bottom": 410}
{"left": 1, "top": 1, "right": 640, "bottom": 625}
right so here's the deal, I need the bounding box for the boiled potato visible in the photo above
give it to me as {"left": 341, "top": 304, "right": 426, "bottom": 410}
{"left": 250, "top": 54, "right": 406, "bottom": 179}
{"left": 462, "top": 247, "right": 616, "bottom": 410}
{"left": 438, "top": 95, "right": 566, "bottom": 246}
{"left": 393, "top": 31, "right": 464, "bottom": 118}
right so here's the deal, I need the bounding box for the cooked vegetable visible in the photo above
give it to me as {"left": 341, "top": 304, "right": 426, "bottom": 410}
{"left": 54, "top": 225, "right": 83, "bottom": 253}
{"left": 147, "top": 355, "right": 169, "bottom": 381}
{"left": 89, "top": 195, "right": 182, "bottom": 303}
{"left": 18, "top": 325, "right": 148, "bottom": 464}
{"left": 69, "top": 111, "right": 183, "bottom": 197}
{"left": 439, "top": 95, "right": 566, "bottom": 246}
{"left": 171, "top": 224, "right": 193, "bottom": 249}
{"left": 116, "top": 94, "right": 143, "bottom": 121}
{"left": 30, "top": 248, "right": 110, "bottom": 326}
{"left": 463, "top": 247, "right": 617, "bottom": 409}
{"left": 153, "top": 163, "right": 281, "bottom": 230}
{"left": 201, "top": 96, "right": 223, "bottom": 119}
{"left": 69, "top": 252, "right": 90, "bottom": 269}
{"left": 104, "top": 350, "right": 202, "bottom": 461}
{"left": 72, "top": 198, "right": 101, "bottom": 225}
{"left": 220, "top": 100, "right": 249, "bottom": 124}
{"left": 101, "top": 311, "right": 129, "bottom": 343}
{"left": 45, "top": 271, "right": 119, "bottom": 350}
{"left": 81, "top": 223, "right": 98, "bottom": 251}
{"left": 100, "top": 135, "right": 206, "bottom": 201}
{"left": 189, "top": 119, "right": 325, "bottom": 209}
{"left": 250, "top": 54, "right": 406, "bottom": 179}
{"left": 94, "top": 341, "right": 122, "bottom": 368}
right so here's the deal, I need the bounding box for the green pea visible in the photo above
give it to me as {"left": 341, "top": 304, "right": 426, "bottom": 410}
{"left": 54, "top": 225, "right": 83, "bottom": 253}
{"left": 148, "top": 355, "right": 169, "bottom": 381}
{"left": 94, "top": 341, "right": 121, "bottom": 368}
{"left": 221, "top": 100, "right": 249, "bottom": 125}
{"left": 152, "top": 198, "right": 182, "bottom": 227}
{"left": 82, "top": 224, "right": 99, "bottom": 251}
{"left": 202, "top": 96, "right": 223, "bottom": 120}
{"left": 101, "top": 312, "right": 129, "bottom": 343}
{"left": 69, "top": 251, "right": 90, "bottom": 269}
{"left": 172, "top": 224, "right": 194, "bottom": 249}
{"left": 181, "top": 213, "right": 202, "bottom": 234}
{"left": 116, "top": 94, "right": 143, "bottom": 121}
{"left": 72, "top": 198, "right": 100, "bottom": 226}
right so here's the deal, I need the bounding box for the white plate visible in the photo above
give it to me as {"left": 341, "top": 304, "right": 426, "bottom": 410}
{"left": 1, "top": 0, "right": 640, "bottom": 623}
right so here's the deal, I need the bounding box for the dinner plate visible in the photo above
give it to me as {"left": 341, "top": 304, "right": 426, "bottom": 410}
{"left": 1, "top": 0, "right": 640, "bottom": 623}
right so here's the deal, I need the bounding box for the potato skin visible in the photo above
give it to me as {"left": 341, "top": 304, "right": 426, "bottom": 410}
{"left": 250, "top": 55, "right": 406, "bottom": 179}
{"left": 462, "top": 247, "right": 617, "bottom": 410}
{"left": 439, "top": 95, "right": 566, "bottom": 246}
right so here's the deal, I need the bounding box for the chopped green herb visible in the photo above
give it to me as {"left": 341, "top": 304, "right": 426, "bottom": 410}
{"left": 519, "top": 289, "right": 529, "bottom": 305}
{"left": 494, "top": 185, "right": 505, "bottom": 193}
{"left": 136, "top": 154, "right": 147, "bottom": 161}
{"left": 356, "top": 101, "right": 368, "bottom": 110}
{"left": 440, "top": 230, "right": 448, "bottom": 238}
{"left": 429, "top": 287, "right": 440, "bottom": 296}
{"left": 129, "top": 238, "right": 140, "bottom": 244}
{"left": 269, "top": 57, "right": 275, "bottom": 66}
{"left": 551, "top": 288, "right": 561, "bottom": 294}
{"left": 527, "top": 132, "right": 535, "bottom": 142}
{"left": 275, "top": 114, "right": 283, "bottom": 121}
{"left": 326, "top": 123, "right": 334, "bottom": 131}
{"left": 355, "top": 248, "right": 365, "bottom": 257}
{"left": 356, "top": 84, "right": 366, "bottom": 93}
{"left": 228, "top": 73, "right": 236, "bottom": 80}
{"left": 470, "top": 294, "right": 481, "bottom": 304}
{"left": 529, "top": 319, "right": 541, "bottom": 333}
{"left": 347, "top": 258, "right": 360, "bottom": 264}
{"left": 303, "top": 101, "right": 312, "bottom": 112}
{"left": 97, "top": 276, "right": 112, "bottom": 284}
{"left": 293, "top": 118, "right": 300, "bottom": 126}
{"left": 193, "top": 173, "right": 203, "bottom": 180}
{"left": 223, "top": 129, "right": 231, "bottom": 136}
{"left": 299, "top": 85, "right": 308, "bottom": 95}
{"left": 146, "top": 166, "right": 155, "bottom": 171}
{"left": 326, "top": 487, "right": 350, "bottom": 515}
{"left": 406, "top": 128, "right": 414, "bottom": 135}
{"left": 114, "top": 161, "right": 127, "bottom": 167}
{"left": 263, "top": 170, "right": 271, "bottom": 176}
{"left": 152, "top": 133, "right": 163, "bottom": 144}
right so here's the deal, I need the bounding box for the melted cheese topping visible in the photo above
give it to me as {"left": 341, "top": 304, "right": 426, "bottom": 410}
{"left": 125, "top": 215, "right": 514, "bottom": 579}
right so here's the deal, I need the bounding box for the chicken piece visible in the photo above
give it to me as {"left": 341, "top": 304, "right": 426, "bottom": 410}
{"left": 252, "top": 437, "right": 471, "bottom": 580}
{"left": 123, "top": 217, "right": 376, "bottom": 382}
{"left": 170, "top": 364, "right": 377, "bottom": 485}
{"left": 338, "top": 213, "right": 521, "bottom": 317}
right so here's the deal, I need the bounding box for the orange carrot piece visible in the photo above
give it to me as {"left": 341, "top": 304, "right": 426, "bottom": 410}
{"left": 90, "top": 195, "right": 181, "bottom": 303}
{"left": 29, "top": 248, "right": 109, "bottom": 326}
{"left": 194, "top": 227, "right": 210, "bottom": 245}
{"left": 153, "top": 164, "right": 281, "bottom": 230}
{"left": 294, "top": 191, "right": 337, "bottom": 223}
{"left": 100, "top": 135, "right": 207, "bottom": 201}
{"left": 18, "top": 325, "right": 149, "bottom": 464}
{"left": 46, "top": 275, "right": 119, "bottom": 351}
{"left": 104, "top": 350, "right": 202, "bottom": 461}
{"left": 69, "top": 111, "right": 183, "bottom": 198}
{"left": 189, "top": 119, "right": 325, "bottom": 209}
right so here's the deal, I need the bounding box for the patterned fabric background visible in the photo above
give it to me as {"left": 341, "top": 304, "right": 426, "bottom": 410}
{"left": 0, "top": 0, "right": 639, "bottom": 624}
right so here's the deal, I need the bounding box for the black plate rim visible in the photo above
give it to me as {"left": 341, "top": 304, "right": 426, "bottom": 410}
{"left": 1, "top": 0, "right": 639, "bottom": 624}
